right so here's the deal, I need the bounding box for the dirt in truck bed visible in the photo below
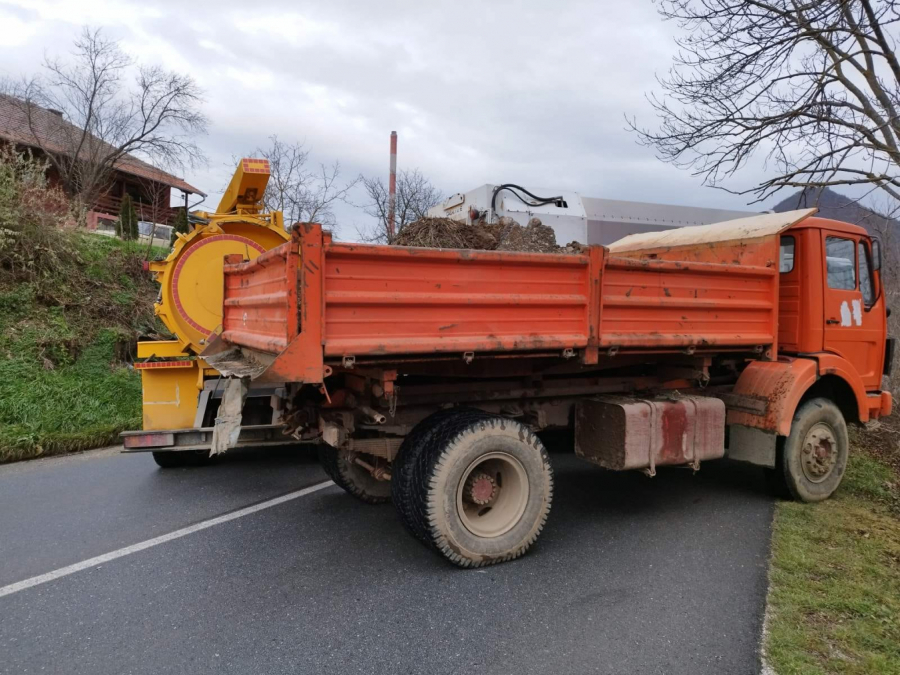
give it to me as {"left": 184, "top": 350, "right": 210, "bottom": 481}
{"left": 394, "top": 216, "right": 584, "bottom": 254}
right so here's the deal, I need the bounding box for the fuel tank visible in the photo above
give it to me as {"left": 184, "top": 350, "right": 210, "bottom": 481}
{"left": 575, "top": 395, "right": 726, "bottom": 473}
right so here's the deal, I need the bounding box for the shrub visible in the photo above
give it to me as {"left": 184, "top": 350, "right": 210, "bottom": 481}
{"left": 119, "top": 193, "right": 138, "bottom": 241}
{"left": 170, "top": 207, "right": 189, "bottom": 245}
{"left": 0, "top": 144, "right": 74, "bottom": 283}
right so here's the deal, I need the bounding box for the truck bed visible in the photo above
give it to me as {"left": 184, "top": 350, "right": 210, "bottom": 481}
{"left": 204, "top": 217, "right": 792, "bottom": 384}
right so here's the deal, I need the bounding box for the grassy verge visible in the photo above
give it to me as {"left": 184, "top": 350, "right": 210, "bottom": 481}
{"left": 0, "top": 231, "right": 167, "bottom": 463}
{"left": 765, "top": 427, "right": 900, "bottom": 674}
{"left": 0, "top": 329, "right": 142, "bottom": 460}
{"left": 0, "top": 149, "right": 171, "bottom": 462}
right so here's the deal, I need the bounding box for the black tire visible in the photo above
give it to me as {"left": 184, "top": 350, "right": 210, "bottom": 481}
{"left": 779, "top": 398, "right": 849, "bottom": 503}
{"left": 392, "top": 408, "right": 489, "bottom": 543}
{"left": 152, "top": 451, "right": 188, "bottom": 468}
{"left": 410, "top": 415, "right": 554, "bottom": 568}
{"left": 317, "top": 444, "right": 391, "bottom": 504}
{"left": 152, "top": 450, "right": 211, "bottom": 468}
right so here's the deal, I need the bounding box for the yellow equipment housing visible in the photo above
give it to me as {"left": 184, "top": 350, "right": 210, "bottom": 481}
{"left": 213, "top": 157, "right": 276, "bottom": 217}
{"left": 139, "top": 158, "right": 289, "bottom": 430}
{"left": 136, "top": 340, "right": 202, "bottom": 430}
{"left": 149, "top": 158, "right": 289, "bottom": 355}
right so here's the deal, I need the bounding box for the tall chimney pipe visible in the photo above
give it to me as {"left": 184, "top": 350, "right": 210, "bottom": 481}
{"left": 388, "top": 131, "right": 397, "bottom": 240}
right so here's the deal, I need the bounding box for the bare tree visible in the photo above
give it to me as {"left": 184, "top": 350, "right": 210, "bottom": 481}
{"left": 362, "top": 168, "right": 442, "bottom": 243}
{"left": 3, "top": 27, "right": 207, "bottom": 218}
{"left": 631, "top": 1, "right": 900, "bottom": 206}
{"left": 254, "top": 136, "right": 359, "bottom": 228}
{"left": 257, "top": 136, "right": 308, "bottom": 219}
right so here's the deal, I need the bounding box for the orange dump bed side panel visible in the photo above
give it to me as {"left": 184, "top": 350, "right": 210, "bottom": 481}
{"left": 601, "top": 257, "right": 778, "bottom": 352}
{"left": 322, "top": 243, "right": 592, "bottom": 356}
{"left": 218, "top": 224, "right": 780, "bottom": 382}
{"left": 221, "top": 243, "right": 298, "bottom": 354}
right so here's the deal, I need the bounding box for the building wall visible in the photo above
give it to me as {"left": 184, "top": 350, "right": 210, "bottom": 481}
{"left": 582, "top": 196, "right": 754, "bottom": 246}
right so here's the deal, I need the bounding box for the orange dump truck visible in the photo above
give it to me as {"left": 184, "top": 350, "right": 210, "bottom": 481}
{"left": 193, "top": 208, "right": 891, "bottom": 567}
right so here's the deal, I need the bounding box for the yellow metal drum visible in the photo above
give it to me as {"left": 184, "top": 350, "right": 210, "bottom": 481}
{"left": 151, "top": 221, "right": 288, "bottom": 354}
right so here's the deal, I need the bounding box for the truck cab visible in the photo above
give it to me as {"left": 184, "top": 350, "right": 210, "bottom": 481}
{"left": 725, "top": 216, "right": 892, "bottom": 503}
{"left": 779, "top": 216, "right": 889, "bottom": 389}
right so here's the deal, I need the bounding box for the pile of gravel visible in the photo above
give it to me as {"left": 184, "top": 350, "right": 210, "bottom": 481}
{"left": 394, "top": 216, "right": 583, "bottom": 254}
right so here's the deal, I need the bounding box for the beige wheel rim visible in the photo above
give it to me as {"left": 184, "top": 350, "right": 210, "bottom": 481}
{"left": 800, "top": 422, "right": 838, "bottom": 484}
{"left": 456, "top": 452, "right": 529, "bottom": 538}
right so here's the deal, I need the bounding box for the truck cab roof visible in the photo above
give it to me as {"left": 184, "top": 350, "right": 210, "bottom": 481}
{"left": 791, "top": 216, "right": 870, "bottom": 238}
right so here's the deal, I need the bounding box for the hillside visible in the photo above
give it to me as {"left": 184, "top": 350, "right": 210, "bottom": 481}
{"left": 0, "top": 148, "right": 167, "bottom": 462}
{"left": 772, "top": 187, "right": 898, "bottom": 233}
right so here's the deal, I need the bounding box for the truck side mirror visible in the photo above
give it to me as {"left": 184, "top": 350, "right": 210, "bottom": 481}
{"left": 873, "top": 239, "right": 882, "bottom": 271}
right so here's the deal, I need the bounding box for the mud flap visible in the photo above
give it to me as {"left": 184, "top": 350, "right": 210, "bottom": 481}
{"left": 726, "top": 424, "right": 777, "bottom": 468}
{"left": 210, "top": 377, "right": 249, "bottom": 456}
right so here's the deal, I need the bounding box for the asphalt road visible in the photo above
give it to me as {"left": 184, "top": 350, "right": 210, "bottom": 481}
{"left": 0, "top": 445, "right": 774, "bottom": 675}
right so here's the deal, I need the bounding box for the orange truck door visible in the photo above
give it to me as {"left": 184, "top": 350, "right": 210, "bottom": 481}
{"left": 822, "top": 231, "right": 883, "bottom": 387}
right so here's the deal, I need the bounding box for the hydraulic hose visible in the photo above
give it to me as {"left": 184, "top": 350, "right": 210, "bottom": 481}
{"left": 490, "top": 184, "right": 564, "bottom": 217}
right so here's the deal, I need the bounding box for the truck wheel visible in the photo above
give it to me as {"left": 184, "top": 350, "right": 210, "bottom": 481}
{"left": 317, "top": 444, "right": 391, "bottom": 504}
{"left": 393, "top": 409, "right": 489, "bottom": 543}
{"left": 412, "top": 416, "right": 554, "bottom": 568}
{"left": 152, "top": 451, "right": 210, "bottom": 468}
{"left": 780, "top": 398, "right": 849, "bottom": 503}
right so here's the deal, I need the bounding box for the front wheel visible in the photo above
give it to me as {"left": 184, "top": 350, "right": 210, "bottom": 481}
{"left": 779, "top": 398, "right": 849, "bottom": 503}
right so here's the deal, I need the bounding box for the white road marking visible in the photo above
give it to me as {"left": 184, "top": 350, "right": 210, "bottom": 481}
{"left": 0, "top": 480, "right": 334, "bottom": 599}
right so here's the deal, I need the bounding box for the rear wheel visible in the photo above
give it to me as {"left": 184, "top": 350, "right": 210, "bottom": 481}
{"left": 392, "top": 408, "right": 489, "bottom": 542}
{"left": 318, "top": 444, "right": 391, "bottom": 504}
{"left": 408, "top": 415, "right": 554, "bottom": 568}
{"left": 779, "top": 398, "right": 849, "bottom": 503}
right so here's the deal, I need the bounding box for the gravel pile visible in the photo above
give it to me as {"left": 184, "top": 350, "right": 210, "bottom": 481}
{"left": 395, "top": 216, "right": 583, "bottom": 254}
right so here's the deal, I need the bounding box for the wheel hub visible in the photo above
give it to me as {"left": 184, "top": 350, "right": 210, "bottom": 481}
{"left": 801, "top": 423, "right": 838, "bottom": 483}
{"left": 463, "top": 472, "right": 497, "bottom": 505}
{"left": 456, "top": 452, "right": 529, "bottom": 538}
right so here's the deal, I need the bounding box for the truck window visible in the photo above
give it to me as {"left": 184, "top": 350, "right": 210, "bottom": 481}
{"left": 859, "top": 242, "right": 875, "bottom": 306}
{"left": 825, "top": 236, "right": 856, "bottom": 290}
{"left": 780, "top": 236, "right": 795, "bottom": 272}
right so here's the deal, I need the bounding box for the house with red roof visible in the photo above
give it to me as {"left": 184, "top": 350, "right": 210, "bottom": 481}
{"left": 0, "top": 94, "right": 205, "bottom": 230}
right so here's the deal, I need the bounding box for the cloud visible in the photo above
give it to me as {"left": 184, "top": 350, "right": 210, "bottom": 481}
{"left": 0, "top": 0, "right": 772, "bottom": 239}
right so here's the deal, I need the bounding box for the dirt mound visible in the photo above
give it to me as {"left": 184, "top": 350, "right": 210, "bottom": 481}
{"left": 393, "top": 217, "right": 503, "bottom": 250}
{"left": 395, "top": 216, "right": 581, "bottom": 254}
{"left": 495, "top": 217, "right": 558, "bottom": 253}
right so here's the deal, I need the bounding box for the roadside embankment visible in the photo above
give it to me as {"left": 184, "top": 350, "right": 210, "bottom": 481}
{"left": 764, "top": 420, "right": 900, "bottom": 674}
{"left": 0, "top": 149, "right": 165, "bottom": 462}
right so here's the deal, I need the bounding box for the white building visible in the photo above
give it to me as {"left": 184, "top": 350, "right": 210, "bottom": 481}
{"left": 427, "top": 184, "right": 755, "bottom": 246}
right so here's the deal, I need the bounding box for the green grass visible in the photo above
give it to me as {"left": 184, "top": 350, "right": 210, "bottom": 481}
{"left": 765, "top": 451, "right": 900, "bottom": 675}
{"left": 0, "top": 230, "right": 166, "bottom": 462}
{"left": 0, "top": 330, "right": 142, "bottom": 461}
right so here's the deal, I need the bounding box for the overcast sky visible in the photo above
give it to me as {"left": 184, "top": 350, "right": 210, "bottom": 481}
{"left": 0, "top": 0, "right": 772, "bottom": 239}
